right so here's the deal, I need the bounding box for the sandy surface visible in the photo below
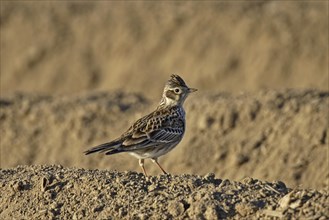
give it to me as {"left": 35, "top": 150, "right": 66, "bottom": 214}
{"left": 1, "top": 1, "right": 329, "bottom": 219}
{"left": 1, "top": 165, "right": 328, "bottom": 219}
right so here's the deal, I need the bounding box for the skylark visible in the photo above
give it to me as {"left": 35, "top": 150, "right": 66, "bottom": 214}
{"left": 84, "top": 74, "right": 197, "bottom": 176}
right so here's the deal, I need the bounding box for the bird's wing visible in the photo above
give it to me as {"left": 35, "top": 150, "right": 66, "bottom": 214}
{"left": 148, "top": 127, "right": 184, "bottom": 143}
{"left": 120, "top": 109, "right": 184, "bottom": 151}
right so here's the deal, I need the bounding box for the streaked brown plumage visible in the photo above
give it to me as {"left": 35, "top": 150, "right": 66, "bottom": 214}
{"left": 84, "top": 74, "right": 197, "bottom": 176}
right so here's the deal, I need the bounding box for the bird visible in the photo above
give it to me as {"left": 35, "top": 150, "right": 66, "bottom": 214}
{"left": 84, "top": 74, "right": 197, "bottom": 176}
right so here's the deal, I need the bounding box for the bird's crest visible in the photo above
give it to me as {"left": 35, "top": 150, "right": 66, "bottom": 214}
{"left": 166, "top": 74, "right": 188, "bottom": 88}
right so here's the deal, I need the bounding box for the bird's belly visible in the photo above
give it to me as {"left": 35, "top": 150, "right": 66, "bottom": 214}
{"left": 128, "top": 143, "right": 178, "bottom": 159}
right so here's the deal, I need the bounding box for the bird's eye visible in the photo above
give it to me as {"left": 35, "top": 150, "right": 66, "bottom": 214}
{"left": 174, "top": 88, "right": 181, "bottom": 94}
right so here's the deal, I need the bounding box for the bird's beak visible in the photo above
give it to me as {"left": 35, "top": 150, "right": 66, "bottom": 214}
{"left": 188, "top": 88, "right": 198, "bottom": 93}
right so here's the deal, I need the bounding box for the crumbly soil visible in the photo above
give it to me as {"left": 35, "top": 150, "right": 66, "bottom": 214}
{"left": 1, "top": 165, "right": 328, "bottom": 220}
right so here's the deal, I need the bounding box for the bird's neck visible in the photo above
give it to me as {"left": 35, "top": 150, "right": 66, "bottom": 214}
{"left": 157, "top": 96, "right": 180, "bottom": 110}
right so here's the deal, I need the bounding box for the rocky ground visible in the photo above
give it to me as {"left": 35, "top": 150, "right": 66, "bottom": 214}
{"left": 1, "top": 165, "right": 328, "bottom": 219}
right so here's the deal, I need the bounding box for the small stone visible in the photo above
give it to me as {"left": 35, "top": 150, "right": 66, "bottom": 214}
{"left": 235, "top": 203, "right": 254, "bottom": 217}
{"left": 73, "top": 212, "right": 78, "bottom": 220}
{"left": 218, "top": 179, "right": 230, "bottom": 188}
{"left": 41, "top": 177, "right": 48, "bottom": 192}
{"left": 168, "top": 201, "right": 185, "bottom": 217}
{"left": 204, "top": 173, "right": 215, "bottom": 181}
{"left": 50, "top": 202, "right": 58, "bottom": 209}
{"left": 289, "top": 200, "right": 301, "bottom": 209}
{"left": 242, "top": 177, "right": 254, "bottom": 184}
{"left": 279, "top": 192, "right": 293, "bottom": 211}
{"left": 148, "top": 184, "right": 158, "bottom": 192}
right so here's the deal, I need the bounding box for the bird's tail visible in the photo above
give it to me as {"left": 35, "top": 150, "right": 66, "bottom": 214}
{"left": 84, "top": 139, "right": 123, "bottom": 155}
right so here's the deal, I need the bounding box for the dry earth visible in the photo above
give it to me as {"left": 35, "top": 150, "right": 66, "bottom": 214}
{"left": 1, "top": 165, "right": 328, "bottom": 219}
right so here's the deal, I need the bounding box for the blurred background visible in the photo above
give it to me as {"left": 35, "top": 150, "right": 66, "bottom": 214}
{"left": 1, "top": 1, "right": 327, "bottom": 98}
{"left": 1, "top": 1, "right": 328, "bottom": 189}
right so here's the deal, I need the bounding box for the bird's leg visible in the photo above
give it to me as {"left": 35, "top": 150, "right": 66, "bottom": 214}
{"left": 139, "top": 159, "right": 148, "bottom": 176}
{"left": 151, "top": 158, "right": 167, "bottom": 175}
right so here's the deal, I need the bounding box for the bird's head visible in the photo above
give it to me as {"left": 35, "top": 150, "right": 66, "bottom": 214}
{"left": 159, "top": 74, "right": 197, "bottom": 107}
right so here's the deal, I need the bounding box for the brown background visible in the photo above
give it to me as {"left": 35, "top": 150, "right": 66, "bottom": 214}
{"left": 1, "top": 1, "right": 328, "bottom": 97}
{"left": 1, "top": 1, "right": 328, "bottom": 189}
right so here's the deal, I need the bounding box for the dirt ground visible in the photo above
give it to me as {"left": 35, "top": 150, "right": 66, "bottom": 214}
{"left": 0, "top": 1, "right": 328, "bottom": 219}
{"left": 1, "top": 165, "right": 328, "bottom": 219}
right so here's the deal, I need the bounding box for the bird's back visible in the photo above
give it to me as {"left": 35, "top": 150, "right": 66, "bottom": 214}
{"left": 121, "top": 105, "right": 186, "bottom": 149}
